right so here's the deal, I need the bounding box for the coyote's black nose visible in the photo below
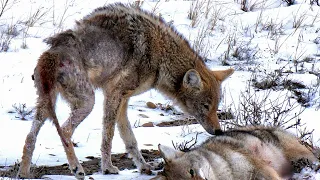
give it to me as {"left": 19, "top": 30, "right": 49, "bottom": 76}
{"left": 214, "top": 129, "right": 224, "bottom": 136}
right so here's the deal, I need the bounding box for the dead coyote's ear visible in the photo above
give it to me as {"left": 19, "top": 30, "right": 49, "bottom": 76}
{"left": 183, "top": 69, "right": 203, "bottom": 91}
{"left": 158, "top": 144, "right": 184, "bottom": 162}
{"left": 211, "top": 68, "right": 234, "bottom": 82}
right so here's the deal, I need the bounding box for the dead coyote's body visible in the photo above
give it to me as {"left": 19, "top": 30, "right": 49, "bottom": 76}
{"left": 18, "top": 3, "right": 233, "bottom": 180}
{"left": 153, "top": 126, "right": 318, "bottom": 180}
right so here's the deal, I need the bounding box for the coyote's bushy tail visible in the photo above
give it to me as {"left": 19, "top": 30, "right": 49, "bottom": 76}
{"left": 36, "top": 52, "right": 68, "bottom": 147}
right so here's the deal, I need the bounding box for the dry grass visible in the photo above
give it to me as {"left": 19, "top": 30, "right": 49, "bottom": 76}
{"left": 219, "top": 33, "right": 259, "bottom": 65}
{"left": 208, "top": 5, "right": 223, "bottom": 30}
{"left": 192, "top": 25, "right": 211, "bottom": 60}
{"left": 24, "top": 6, "right": 51, "bottom": 27}
{"left": 188, "top": 0, "right": 204, "bottom": 28}
{"left": 292, "top": 8, "right": 308, "bottom": 30}
{"left": 219, "top": 33, "right": 236, "bottom": 65}
{"left": 52, "top": 0, "right": 76, "bottom": 28}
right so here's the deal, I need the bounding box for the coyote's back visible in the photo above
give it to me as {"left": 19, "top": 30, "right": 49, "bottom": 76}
{"left": 154, "top": 126, "right": 318, "bottom": 180}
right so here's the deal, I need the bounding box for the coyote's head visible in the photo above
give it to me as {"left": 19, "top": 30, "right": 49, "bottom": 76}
{"left": 177, "top": 67, "right": 234, "bottom": 135}
{"left": 151, "top": 145, "right": 209, "bottom": 180}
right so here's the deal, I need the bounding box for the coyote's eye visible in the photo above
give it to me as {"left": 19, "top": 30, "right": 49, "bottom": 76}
{"left": 203, "top": 104, "right": 210, "bottom": 111}
{"left": 189, "top": 169, "right": 195, "bottom": 178}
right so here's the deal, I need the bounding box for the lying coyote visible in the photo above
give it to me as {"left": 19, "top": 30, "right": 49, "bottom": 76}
{"left": 18, "top": 3, "right": 233, "bottom": 179}
{"left": 153, "top": 126, "right": 318, "bottom": 180}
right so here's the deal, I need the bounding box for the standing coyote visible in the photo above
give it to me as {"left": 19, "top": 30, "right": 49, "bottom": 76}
{"left": 152, "top": 126, "right": 318, "bottom": 180}
{"left": 18, "top": 3, "right": 234, "bottom": 179}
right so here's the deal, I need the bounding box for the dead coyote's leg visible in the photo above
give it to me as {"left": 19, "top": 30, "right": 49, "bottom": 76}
{"left": 257, "top": 163, "right": 282, "bottom": 180}
{"left": 117, "top": 97, "right": 152, "bottom": 174}
{"left": 58, "top": 75, "right": 95, "bottom": 179}
{"left": 18, "top": 98, "right": 54, "bottom": 178}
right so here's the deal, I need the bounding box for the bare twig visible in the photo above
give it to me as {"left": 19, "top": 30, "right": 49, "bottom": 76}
{"left": 172, "top": 133, "right": 199, "bottom": 152}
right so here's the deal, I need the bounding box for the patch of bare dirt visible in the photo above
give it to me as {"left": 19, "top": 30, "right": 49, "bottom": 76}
{"left": 155, "top": 111, "right": 234, "bottom": 127}
{"left": 0, "top": 149, "right": 162, "bottom": 179}
{"left": 156, "top": 117, "right": 198, "bottom": 127}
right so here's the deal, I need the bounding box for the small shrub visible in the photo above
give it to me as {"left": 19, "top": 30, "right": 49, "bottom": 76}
{"left": 0, "top": 24, "right": 18, "bottom": 52}
{"left": 262, "top": 19, "right": 284, "bottom": 39}
{"left": 0, "top": 33, "right": 11, "bottom": 51}
{"left": 11, "top": 103, "right": 34, "bottom": 120}
{"left": 231, "top": 42, "right": 259, "bottom": 62}
{"left": 252, "top": 69, "right": 317, "bottom": 107}
{"left": 220, "top": 36, "right": 259, "bottom": 64}
{"left": 226, "top": 79, "right": 306, "bottom": 129}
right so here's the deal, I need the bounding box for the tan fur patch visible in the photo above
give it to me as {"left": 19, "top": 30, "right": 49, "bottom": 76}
{"left": 110, "top": 69, "right": 130, "bottom": 86}
{"left": 88, "top": 66, "right": 103, "bottom": 83}
{"left": 131, "top": 76, "right": 155, "bottom": 96}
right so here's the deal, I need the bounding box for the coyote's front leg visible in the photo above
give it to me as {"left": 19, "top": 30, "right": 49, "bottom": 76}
{"left": 117, "top": 97, "right": 152, "bottom": 174}
{"left": 100, "top": 88, "right": 152, "bottom": 174}
{"left": 100, "top": 90, "right": 122, "bottom": 174}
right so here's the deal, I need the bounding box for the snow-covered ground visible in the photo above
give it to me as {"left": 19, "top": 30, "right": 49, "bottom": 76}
{"left": 0, "top": 0, "right": 319, "bottom": 179}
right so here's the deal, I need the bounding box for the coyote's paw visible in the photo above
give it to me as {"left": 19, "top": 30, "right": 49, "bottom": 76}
{"left": 70, "top": 165, "right": 85, "bottom": 180}
{"left": 140, "top": 163, "right": 154, "bottom": 175}
{"left": 17, "top": 170, "right": 29, "bottom": 179}
{"left": 17, "top": 164, "right": 31, "bottom": 179}
{"left": 103, "top": 165, "right": 120, "bottom": 174}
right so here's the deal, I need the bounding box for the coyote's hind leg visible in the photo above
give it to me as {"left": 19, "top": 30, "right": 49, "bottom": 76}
{"left": 18, "top": 98, "right": 54, "bottom": 178}
{"left": 57, "top": 64, "right": 95, "bottom": 179}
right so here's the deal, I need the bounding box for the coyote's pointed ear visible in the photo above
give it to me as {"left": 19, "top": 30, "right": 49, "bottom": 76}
{"left": 158, "top": 144, "right": 184, "bottom": 162}
{"left": 212, "top": 68, "right": 234, "bottom": 82}
{"left": 183, "top": 69, "right": 202, "bottom": 91}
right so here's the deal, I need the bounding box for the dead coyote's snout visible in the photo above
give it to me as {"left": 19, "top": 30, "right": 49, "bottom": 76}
{"left": 152, "top": 126, "right": 319, "bottom": 180}
{"left": 18, "top": 3, "right": 233, "bottom": 179}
